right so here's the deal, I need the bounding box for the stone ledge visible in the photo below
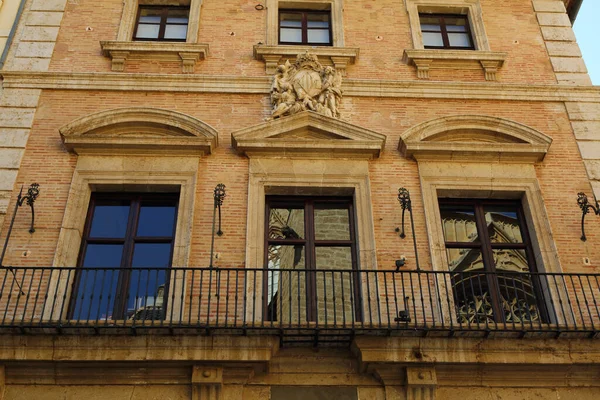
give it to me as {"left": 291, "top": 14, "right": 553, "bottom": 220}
{"left": 100, "top": 41, "right": 210, "bottom": 73}
{"left": 253, "top": 45, "right": 359, "bottom": 75}
{"left": 403, "top": 49, "right": 507, "bottom": 81}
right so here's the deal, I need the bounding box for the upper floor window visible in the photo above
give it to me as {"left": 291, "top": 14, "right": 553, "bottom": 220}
{"left": 134, "top": 6, "right": 189, "bottom": 42}
{"left": 419, "top": 13, "right": 474, "bottom": 50}
{"left": 279, "top": 10, "right": 332, "bottom": 46}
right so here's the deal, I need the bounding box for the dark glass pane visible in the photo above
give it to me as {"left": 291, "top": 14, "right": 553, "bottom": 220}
{"left": 439, "top": 205, "right": 478, "bottom": 243}
{"left": 420, "top": 16, "right": 440, "bottom": 26}
{"left": 82, "top": 244, "right": 123, "bottom": 267}
{"left": 314, "top": 208, "right": 350, "bottom": 240}
{"left": 280, "top": 28, "right": 302, "bottom": 42}
{"left": 137, "top": 205, "right": 177, "bottom": 237}
{"left": 445, "top": 16, "right": 469, "bottom": 29}
{"left": 127, "top": 268, "right": 167, "bottom": 320}
{"left": 306, "top": 13, "right": 330, "bottom": 28}
{"left": 89, "top": 205, "right": 129, "bottom": 238}
{"left": 267, "top": 245, "right": 306, "bottom": 322}
{"left": 420, "top": 24, "right": 442, "bottom": 31}
{"left": 484, "top": 206, "right": 524, "bottom": 243}
{"left": 452, "top": 271, "right": 495, "bottom": 324}
{"left": 166, "top": 9, "right": 189, "bottom": 23}
{"left": 423, "top": 32, "right": 444, "bottom": 47}
{"left": 75, "top": 244, "right": 123, "bottom": 321}
{"left": 269, "top": 208, "right": 304, "bottom": 239}
{"left": 446, "top": 24, "right": 467, "bottom": 32}
{"left": 496, "top": 272, "right": 541, "bottom": 323}
{"left": 132, "top": 243, "right": 172, "bottom": 268}
{"left": 138, "top": 15, "right": 161, "bottom": 24}
{"left": 448, "top": 32, "right": 472, "bottom": 47}
{"left": 446, "top": 248, "right": 483, "bottom": 272}
{"left": 307, "top": 29, "right": 330, "bottom": 44}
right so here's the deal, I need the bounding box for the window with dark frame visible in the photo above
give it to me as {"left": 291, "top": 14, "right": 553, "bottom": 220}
{"left": 439, "top": 199, "right": 549, "bottom": 324}
{"left": 134, "top": 6, "right": 189, "bottom": 42}
{"left": 265, "top": 196, "right": 361, "bottom": 323}
{"left": 279, "top": 10, "right": 332, "bottom": 46}
{"left": 70, "top": 192, "right": 179, "bottom": 322}
{"left": 419, "top": 14, "right": 474, "bottom": 50}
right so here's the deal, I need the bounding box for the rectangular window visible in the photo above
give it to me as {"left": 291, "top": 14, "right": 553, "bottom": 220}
{"left": 279, "top": 10, "right": 332, "bottom": 46}
{"left": 70, "top": 193, "right": 179, "bottom": 321}
{"left": 265, "top": 196, "right": 360, "bottom": 324}
{"left": 439, "top": 199, "right": 549, "bottom": 324}
{"left": 134, "top": 6, "right": 189, "bottom": 42}
{"left": 419, "top": 13, "right": 474, "bottom": 49}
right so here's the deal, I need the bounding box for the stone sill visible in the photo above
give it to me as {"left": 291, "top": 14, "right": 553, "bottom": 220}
{"left": 403, "top": 49, "right": 507, "bottom": 81}
{"left": 100, "top": 41, "right": 210, "bottom": 73}
{"left": 253, "top": 44, "right": 359, "bottom": 75}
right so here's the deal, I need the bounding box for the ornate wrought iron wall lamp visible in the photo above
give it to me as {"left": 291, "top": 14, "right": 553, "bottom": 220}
{"left": 209, "top": 183, "right": 226, "bottom": 268}
{"left": 396, "top": 187, "right": 420, "bottom": 271}
{"left": 0, "top": 183, "right": 40, "bottom": 294}
{"left": 577, "top": 192, "right": 600, "bottom": 242}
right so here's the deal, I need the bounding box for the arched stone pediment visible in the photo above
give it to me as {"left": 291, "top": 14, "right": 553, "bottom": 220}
{"left": 60, "top": 108, "right": 219, "bottom": 156}
{"left": 398, "top": 115, "right": 552, "bottom": 162}
{"left": 231, "top": 111, "right": 386, "bottom": 159}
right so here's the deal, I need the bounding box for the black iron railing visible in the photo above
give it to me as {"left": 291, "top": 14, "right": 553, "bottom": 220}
{"left": 1, "top": 267, "right": 599, "bottom": 340}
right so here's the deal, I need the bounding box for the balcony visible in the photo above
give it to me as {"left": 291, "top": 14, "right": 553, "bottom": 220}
{"left": 1, "top": 267, "right": 599, "bottom": 345}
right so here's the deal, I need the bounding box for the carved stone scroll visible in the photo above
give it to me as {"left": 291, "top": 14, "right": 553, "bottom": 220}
{"left": 269, "top": 52, "right": 343, "bottom": 120}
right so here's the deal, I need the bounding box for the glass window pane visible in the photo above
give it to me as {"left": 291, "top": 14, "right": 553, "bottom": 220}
{"left": 82, "top": 244, "right": 123, "bottom": 268}
{"left": 164, "top": 24, "right": 188, "bottom": 39}
{"left": 307, "top": 29, "right": 331, "bottom": 44}
{"left": 445, "top": 17, "right": 468, "bottom": 28}
{"left": 132, "top": 243, "right": 172, "bottom": 268}
{"left": 420, "top": 24, "right": 441, "bottom": 32}
{"left": 446, "top": 24, "right": 467, "bottom": 32}
{"left": 423, "top": 32, "right": 444, "bottom": 47}
{"left": 314, "top": 208, "right": 350, "bottom": 240}
{"left": 484, "top": 206, "right": 524, "bottom": 243}
{"left": 496, "top": 271, "right": 541, "bottom": 323}
{"left": 448, "top": 33, "right": 472, "bottom": 48}
{"left": 127, "top": 267, "right": 167, "bottom": 320}
{"left": 315, "top": 247, "right": 353, "bottom": 270}
{"left": 137, "top": 205, "right": 177, "bottom": 237}
{"left": 267, "top": 245, "right": 306, "bottom": 323}
{"left": 269, "top": 208, "right": 304, "bottom": 239}
{"left": 136, "top": 24, "right": 160, "bottom": 39}
{"left": 89, "top": 205, "right": 129, "bottom": 238}
{"left": 139, "top": 15, "right": 162, "bottom": 23}
{"left": 307, "top": 20, "right": 329, "bottom": 28}
{"left": 315, "top": 247, "right": 355, "bottom": 324}
{"left": 420, "top": 16, "right": 440, "bottom": 25}
{"left": 446, "top": 248, "right": 483, "bottom": 273}
{"left": 493, "top": 249, "right": 529, "bottom": 273}
{"left": 280, "top": 13, "right": 302, "bottom": 27}
{"left": 440, "top": 205, "right": 478, "bottom": 243}
{"left": 451, "top": 270, "right": 495, "bottom": 324}
{"left": 307, "top": 13, "right": 330, "bottom": 28}
{"left": 280, "top": 28, "right": 302, "bottom": 43}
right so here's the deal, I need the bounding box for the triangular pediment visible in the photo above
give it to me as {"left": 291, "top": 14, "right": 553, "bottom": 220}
{"left": 398, "top": 115, "right": 552, "bottom": 162}
{"left": 231, "top": 111, "right": 386, "bottom": 159}
{"left": 60, "top": 108, "right": 219, "bottom": 156}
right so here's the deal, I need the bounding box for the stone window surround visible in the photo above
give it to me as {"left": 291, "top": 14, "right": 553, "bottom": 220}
{"left": 42, "top": 107, "right": 220, "bottom": 321}
{"left": 102, "top": 0, "right": 208, "bottom": 73}
{"left": 404, "top": 0, "right": 506, "bottom": 81}
{"left": 256, "top": 0, "right": 359, "bottom": 74}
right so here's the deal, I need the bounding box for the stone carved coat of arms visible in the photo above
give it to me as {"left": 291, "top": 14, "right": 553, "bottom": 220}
{"left": 269, "top": 52, "right": 343, "bottom": 120}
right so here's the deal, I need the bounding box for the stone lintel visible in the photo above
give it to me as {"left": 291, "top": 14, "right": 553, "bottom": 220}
{"left": 404, "top": 49, "right": 507, "bottom": 81}
{"left": 100, "top": 41, "right": 209, "bottom": 73}
{"left": 253, "top": 45, "right": 359, "bottom": 74}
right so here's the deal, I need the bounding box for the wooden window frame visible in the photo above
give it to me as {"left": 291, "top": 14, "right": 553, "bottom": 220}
{"left": 133, "top": 5, "right": 189, "bottom": 42}
{"left": 69, "top": 192, "right": 179, "bottom": 320}
{"left": 439, "top": 198, "right": 550, "bottom": 323}
{"left": 264, "top": 196, "right": 361, "bottom": 322}
{"left": 278, "top": 9, "right": 333, "bottom": 46}
{"left": 419, "top": 13, "right": 474, "bottom": 50}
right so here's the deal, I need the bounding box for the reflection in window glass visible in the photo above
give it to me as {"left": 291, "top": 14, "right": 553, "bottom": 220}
{"left": 90, "top": 205, "right": 129, "bottom": 238}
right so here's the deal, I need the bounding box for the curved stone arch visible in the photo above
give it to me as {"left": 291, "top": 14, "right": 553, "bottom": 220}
{"left": 398, "top": 115, "right": 553, "bottom": 162}
{"left": 60, "top": 107, "right": 219, "bottom": 155}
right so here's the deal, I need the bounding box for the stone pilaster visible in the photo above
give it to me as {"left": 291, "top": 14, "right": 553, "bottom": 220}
{"left": 192, "top": 366, "right": 223, "bottom": 400}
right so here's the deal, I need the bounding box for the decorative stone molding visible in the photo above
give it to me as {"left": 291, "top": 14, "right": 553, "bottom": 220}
{"left": 232, "top": 111, "right": 386, "bottom": 159}
{"left": 100, "top": 41, "right": 209, "bottom": 73}
{"left": 398, "top": 115, "right": 552, "bottom": 162}
{"left": 59, "top": 107, "right": 219, "bottom": 156}
{"left": 406, "top": 367, "right": 437, "bottom": 400}
{"left": 403, "top": 49, "right": 507, "bottom": 81}
{"left": 3, "top": 71, "right": 600, "bottom": 103}
{"left": 254, "top": 45, "right": 359, "bottom": 75}
{"left": 0, "top": 365, "right": 4, "bottom": 400}
{"left": 192, "top": 366, "right": 223, "bottom": 400}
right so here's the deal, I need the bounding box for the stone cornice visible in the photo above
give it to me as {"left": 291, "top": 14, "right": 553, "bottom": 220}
{"left": 253, "top": 44, "right": 359, "bottom": 74}
{"left": 2, "top": 71, "right": 600, "bottom": 102}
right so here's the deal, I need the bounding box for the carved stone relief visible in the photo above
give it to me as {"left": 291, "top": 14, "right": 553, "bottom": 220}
{"left": 269, "top": 52, "right": 343, "bottom": 120}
